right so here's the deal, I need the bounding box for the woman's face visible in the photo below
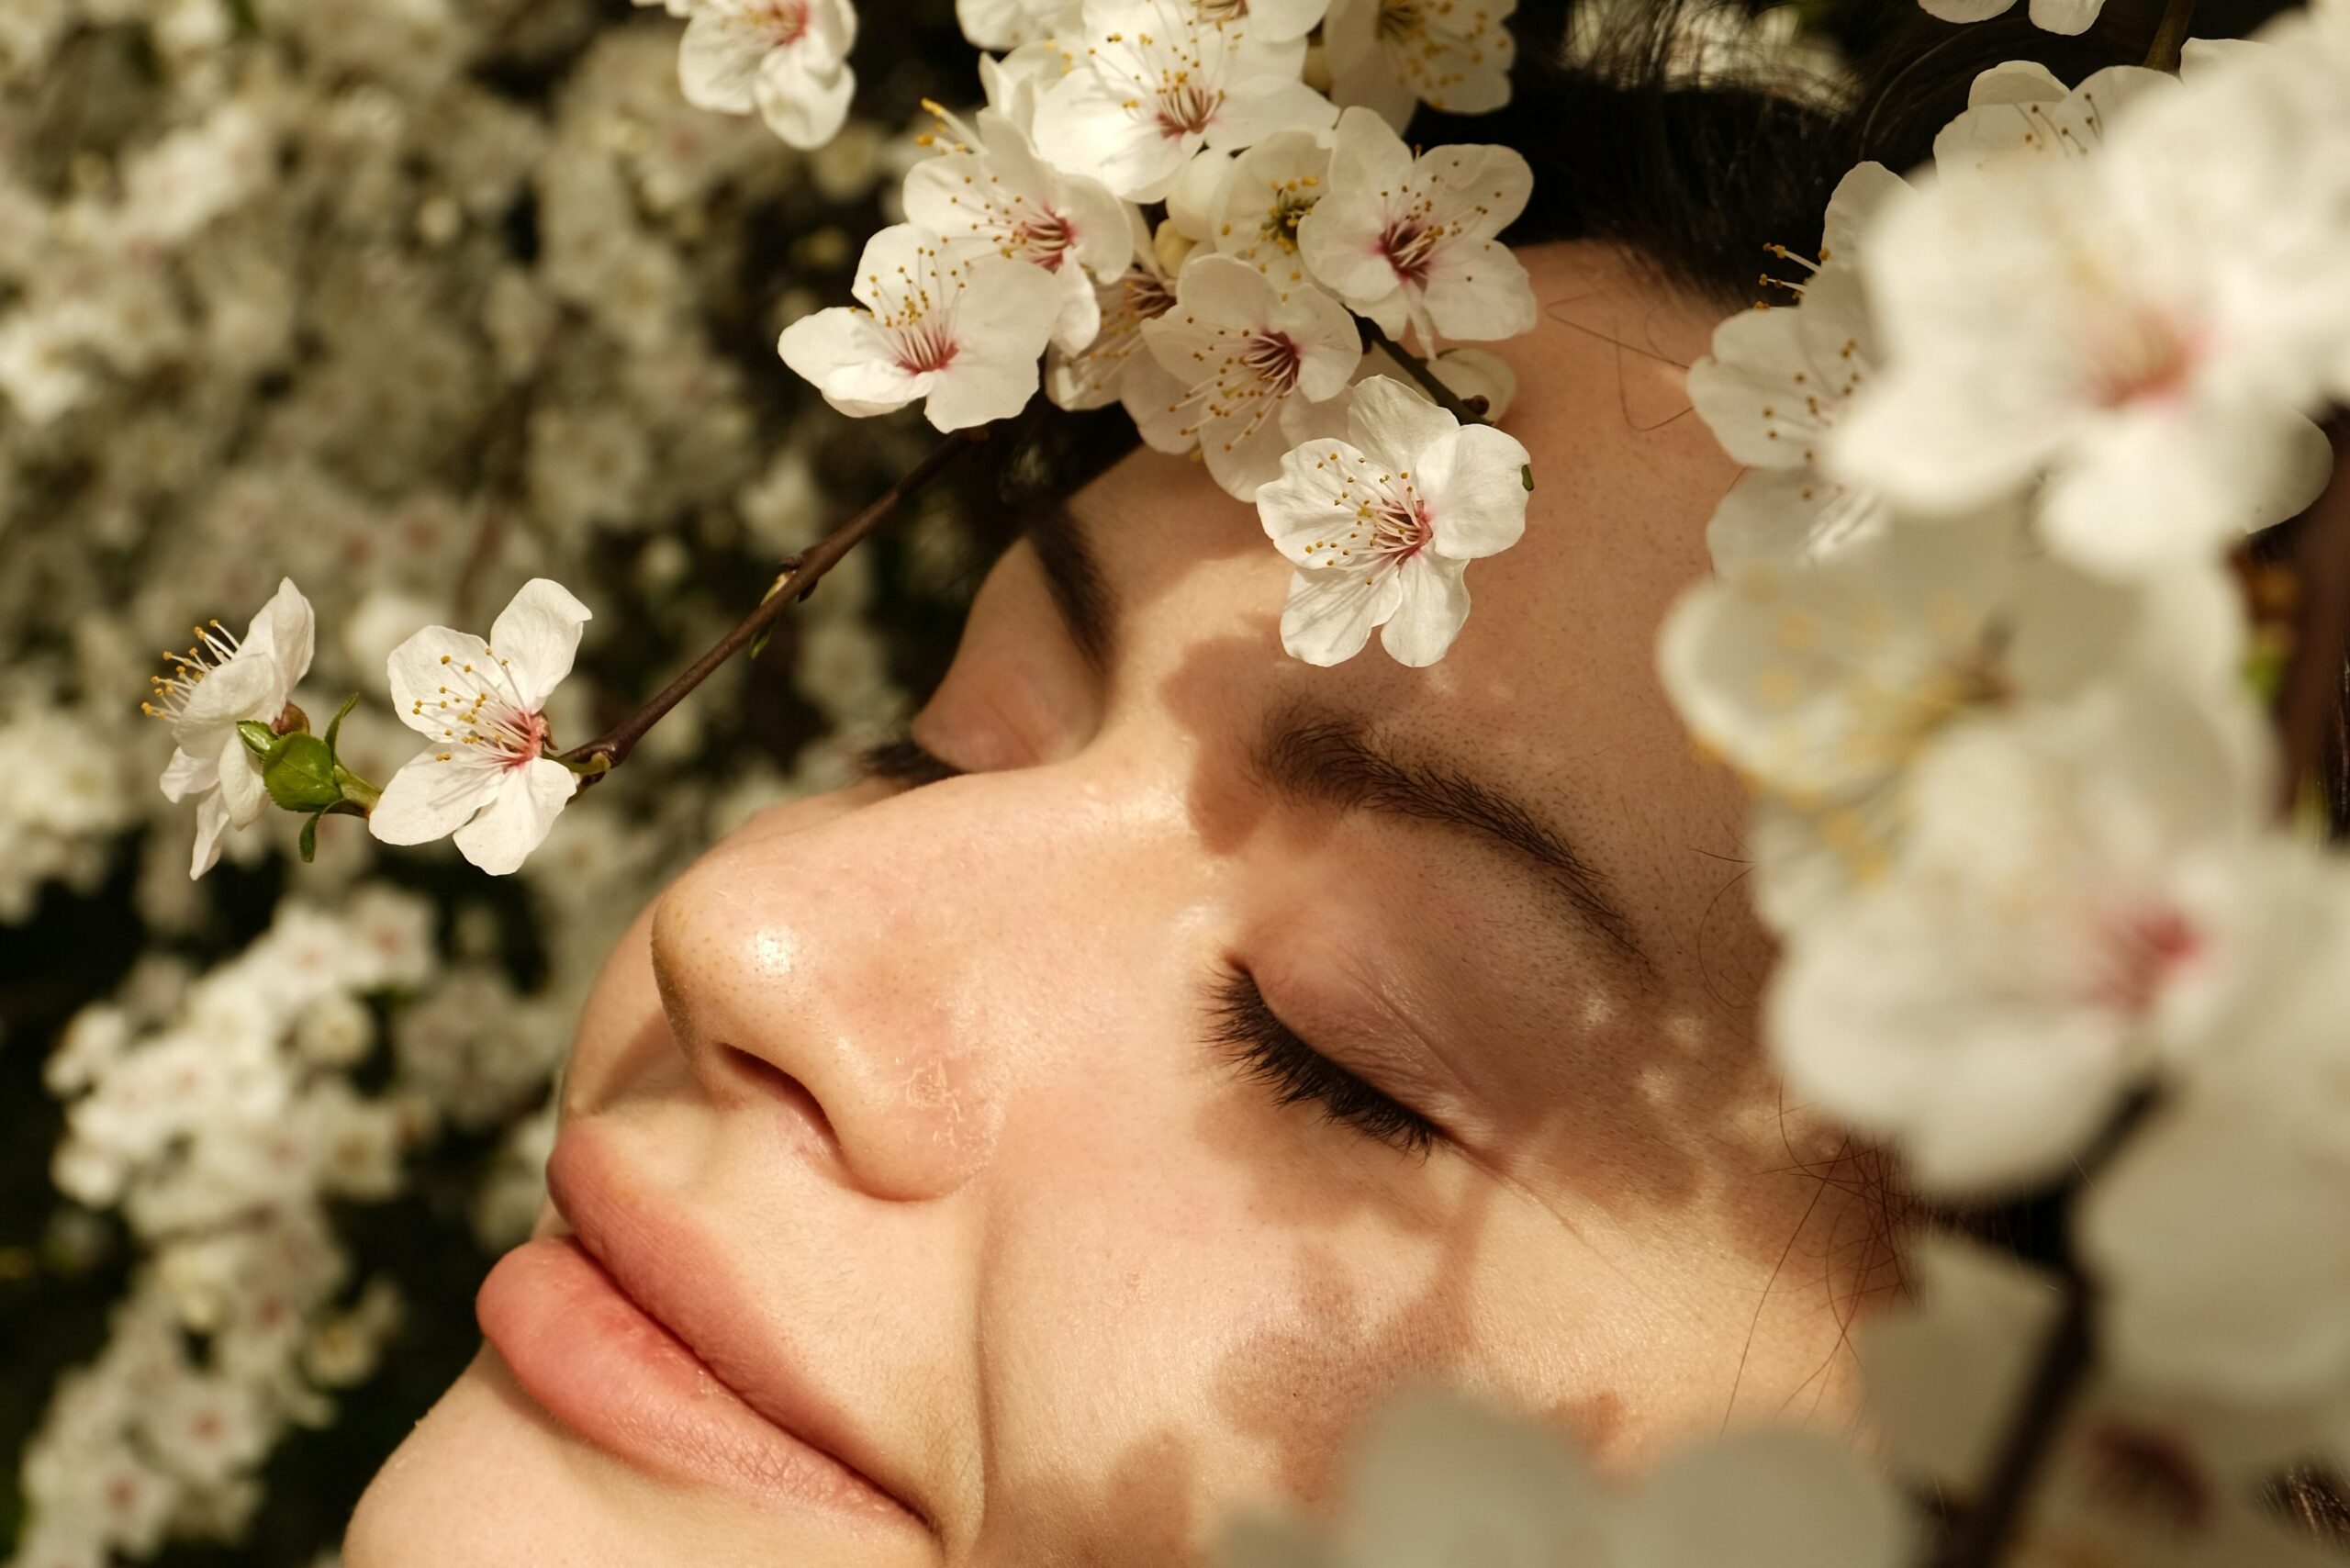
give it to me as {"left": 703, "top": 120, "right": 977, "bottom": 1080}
{"left": 347, "top": 241, "right": 1886, "bottom": 1568}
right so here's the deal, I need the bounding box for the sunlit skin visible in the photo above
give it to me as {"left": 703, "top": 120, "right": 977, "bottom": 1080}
{"left": 346, "top": 242, "right": 1894, "bottom": 1568}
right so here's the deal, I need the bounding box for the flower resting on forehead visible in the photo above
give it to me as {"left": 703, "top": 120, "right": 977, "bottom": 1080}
{"left": 367, "top": 580, "right": 590, "bottom": 877}
{"left": 1257, "top": 375, "right": 1530, "bottom": 667}
{"left": 1138, "top": 252, "right": 1361, "bottom": 498}
{"left": 778, "top": 222, "right": 1061, "bottom": 431}
{"left": 901, "top": 106, "right": 1134, "bottom": 355}
{"left": 676, "top": 0, "right": 858, "bottom": 151}
{"left": 1031, "top": 0, "right": 1337, "bottom": 203}
{"left": 144, "top": 577, "right": 314, "bottom": 879}
{"left": 1296, "top": 107, "right": 1537, "bottom": 351}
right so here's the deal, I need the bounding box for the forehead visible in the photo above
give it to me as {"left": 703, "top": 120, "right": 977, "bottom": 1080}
{"left": 1069, "top": 241, "right": 1752, "bottom": 971}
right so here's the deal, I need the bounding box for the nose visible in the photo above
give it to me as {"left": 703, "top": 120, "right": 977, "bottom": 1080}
{"left": 644, "top": 773, "right": 1122, "bottom": 1204}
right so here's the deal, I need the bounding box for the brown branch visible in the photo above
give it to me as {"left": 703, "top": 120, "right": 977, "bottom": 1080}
{"left": 2144, "top": 0, "right": 2199, "bottom": 73}
{"left": 2276, "top": 421, "right": 2350, "bottom": 817}
{"left": 556, "top": 426, "right": 984, "bottom": 779}
{"left": 1356, "top": 319, "right": 1491, "bottom": 426}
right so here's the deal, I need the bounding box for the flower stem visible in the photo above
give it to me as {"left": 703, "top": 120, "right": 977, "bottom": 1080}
{"left": 556, "top": 426, "right": 986, "bottom": 778}
{"left": 1937, "top": 1092, "right": 2156, "bottom": 1568}
{"left": 1357, "top": 320, "right": 1491, "bottom": 426}
{"left": 2144, "top": 0, "right": 2199, "bottom": 72}
{"left": 2276, "top": 421, "right": 2350, "bottom": 820}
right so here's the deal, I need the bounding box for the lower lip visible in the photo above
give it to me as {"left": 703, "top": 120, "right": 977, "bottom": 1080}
{"left": 477, "top": 1236, "right": 906, "bottom": 1525}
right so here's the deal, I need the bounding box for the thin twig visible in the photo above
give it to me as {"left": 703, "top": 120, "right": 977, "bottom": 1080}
{"left": 2144, "top": 0, "right": 2199, "bottom": 72}
{"left": 1356, "top": 319, "right": 1492, "bottom": 426}
{"left": 2277, "top": 423, "right": 2350, "bottom": 816}
{"left": 556, "top": 426, "right": 984, "bottom": 779}
{"left": 1936, "top": 1091, "right": 2156, "bottom": 1568}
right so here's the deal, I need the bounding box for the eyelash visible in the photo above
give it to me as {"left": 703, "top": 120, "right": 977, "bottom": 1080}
{"left": 857, "top": 734, "right": 964, "bottom": 789}
{"left": 1208, "top": 968, "right": 1440, "bottom": 1159}
{"left": 857, "top": 735, "right": 1439, "bottom": 1160}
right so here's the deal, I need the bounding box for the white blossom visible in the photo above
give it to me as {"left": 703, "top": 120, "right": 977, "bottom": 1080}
{"left": 1257, "top": 375, "right": 1529, "bottom": 666}
{"left": 955, "top": 0, "right": 1078, "bottom": 50}
{"left": 901, "top": 106, "right": 1133, "bottom": 353}
{"left": 1323, "top": 0, "right": 1518, "bottom": 127}
{"left": 1030, "top": 0, "right": 1336, "bottom": 203}
{"left": 1768, "top": 678, "right": 2279, "bottom": 1194}
{"left": 143, "top": 578, "right": 316, "bottom": 879}
{"left": 2081, "top": 893, "right": 2350, "bottom": 1428}
{"left": 368, "top": 579, "right": 590, "bottom": 876}
{"left": 1930, "top": 61, "right": 2172, "bottom": 174}
{"left": 1044, "top": 211, "right": 1191, "bottom": 422}
{"left": 1832, "top": 72, "right": 2344, "bottom": 576}
{"left": 1687, "top": 164, "right": 1905, "bottom": 569}
{"left": 1207, "top": 128, "right": 1333, "bottom": 288}
{"left": 1295, "top": 107, "right": 1536, "bottom": 349}
{"left": 1137, "top": 252, "right": 1361, "bottom": 498}
{"left": 1918, "top": 0, "right": 2105, "bottom": 34}
{"left": 779, "top": 222, "right": 1062, "bottom": 429}
{"left": 677, "top": 0, "right": 858, "bottom": 151}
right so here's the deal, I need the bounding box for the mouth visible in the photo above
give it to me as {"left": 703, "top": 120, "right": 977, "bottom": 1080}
{"left": 476, "top": 1125, "right": 931, "bottom": 1536}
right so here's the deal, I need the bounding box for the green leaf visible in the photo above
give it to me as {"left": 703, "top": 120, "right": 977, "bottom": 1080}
{"left": 324, "top": 692, "right": 361, "bottom": 756}
{"left": 263, "top": 734, "right": 345, "bottom": 812}
{"left": 298, "top": 812, "right": 321, "bottom": 863}
{"left": 238, "top": 720, "right": 281, "bottom": 759}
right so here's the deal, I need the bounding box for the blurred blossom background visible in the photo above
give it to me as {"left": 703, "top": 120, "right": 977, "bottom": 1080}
{"left": 0, "top": 1, "right": 1000, "bottom": 1561}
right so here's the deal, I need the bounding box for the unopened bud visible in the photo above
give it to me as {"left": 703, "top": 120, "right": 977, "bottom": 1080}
{"left": 273, "top": 701, "right": 310, "bottom": 736}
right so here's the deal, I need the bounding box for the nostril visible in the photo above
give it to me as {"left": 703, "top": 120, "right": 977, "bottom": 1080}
{"left": 722, "top": 1045, "right": 839, "bottom": 1147}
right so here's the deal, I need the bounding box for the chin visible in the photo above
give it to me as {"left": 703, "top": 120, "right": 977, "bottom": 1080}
{"left": 345, "top": 1349, "right": 909, "bottom": 1568}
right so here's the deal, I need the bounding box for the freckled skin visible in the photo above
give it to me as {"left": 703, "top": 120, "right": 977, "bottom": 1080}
{"left": 346, "top": 243, "right": 1895, "bottom": 1568}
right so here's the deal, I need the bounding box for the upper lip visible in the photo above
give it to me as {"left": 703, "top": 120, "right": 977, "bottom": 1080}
{"left": 543, "top": 1124, "right": 933, "bottom": 1533}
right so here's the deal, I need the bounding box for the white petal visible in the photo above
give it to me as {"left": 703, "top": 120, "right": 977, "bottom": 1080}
{"left": 159, "top": 747, "right": 218, "bottom": 804}
{"left": 1689, "top": 306, "right": 1817, "bottom": 471}
{"left": 171, "top": 653, "right": 280, "bottom": 744}
{"left": 453, "top": 757, "right": 578, "bottom": 876}
{"left": 777, "top": 308, "right": 919, "bottom": 417}
{"left": 245, "top": 577, "right": 316, "bottom": 694}
{"left": 190, "top": 790, "right": 230, "bottom": 879}
{"left": 216, "top": 734, "right": 267, "bottom": 828}
{"left": 1705, "top": 468, "right": 1885, "bottom": 573}
{"left": 367, "top": 746, "right": 502, "bottom": 846}
{"left": 1344, "top": 1393, "right": 1607, "bottom": 1568}
{"left": 677, "top": 8, "right": 767, "bottom": 113}
{"left": 1205, "top": 73, "right": 1337, "bottom": 151}
{"left": 2040, "top": 403, "right": 2329, "bottom": 577}
{"left": 1417, "top": 423, "right": 1533, "bottom": 560}
{"left": 487, "top": 578, "right": 591, "bottom": 711}
{"left": 1917, "top": 0, "right": 2019, "bottom": 17}
{"left": 1165, "top": 149, "right": 1236, "bottom": 243}
{"left": 755, "top": 53, "right": 856, "bottom": 151}
{"left": 2027, "top": 0, "right": 2104, "bottom": 31}
{"left": 1279, "top": 566, "right": 1394, "bottom": 666}
{"left": 386, "top": 625, "right": 496, "bottom": 738}
{"left": 1820, "top": 162, "right": 1908, "bottom": 265}
{"left": 1379, "top": 555, "right": 1471, "bottom": 666}
{"left": 1345, "top": 375, "right": 1456, "bottom": 467}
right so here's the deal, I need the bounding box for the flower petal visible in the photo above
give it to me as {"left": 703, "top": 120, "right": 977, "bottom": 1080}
{"left": 367, "top": 746, "right": 502, "bottom": 846}
{"left": 386, "top": 626, "right": 496, "bottom": 739}
{"left": 1379, "top": 555, "right": 1471, "bottom": 666}
{"left": 1344, "top": 375, "right": 1456, "bottom": 469}
{"left": 453, "top": 757, "right": 577, "bottom": 875}
{"left": 1279, "top": 566, "right": 1394, "bottom": 666}
{"left": 487, "top": 578, "right": 592, "bottom": 712}
{"left": 755, "top": 52, "right": 856, "bottom": 151}
{"left": 1418, "top": 423, "right": 1533, "bottom": 560}
{"left": 190, "top": 790, "right": 231, "bottom": 879}
{"left": 245, "top": 577, "right": 316, "bottom": 696}
{"left": 216, "top": 734, "right": 267, "bottom": 828}
{"left": 159, "top": 746, "right": 218, "bottom": 804}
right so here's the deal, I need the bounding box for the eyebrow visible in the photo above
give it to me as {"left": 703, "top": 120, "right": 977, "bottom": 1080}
{"left": 1251, "top": 707, "right": 1654, "bottom": 976}
{"left": 1025, "top": 501, "right": 1114, "bottom": 675}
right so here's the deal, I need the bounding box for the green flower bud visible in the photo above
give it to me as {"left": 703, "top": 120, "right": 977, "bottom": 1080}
{"left": 263, "top": 732, "right": 346, "bottom": 812}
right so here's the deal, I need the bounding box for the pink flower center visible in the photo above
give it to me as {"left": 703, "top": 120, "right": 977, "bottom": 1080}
{"left": 2086, "top": 305, "right": 2199, "bottom": 409}
{"left": 894, "top": 322, "right": 959, "bottom": 375}
{"left": 757, "top": 0, "right": 810, "bottom": 45}
{"left": 1014, "top": 211, "right": 1079, "bottom": 271}
{"left": 1378, "top": 218, "right": 1442, "bottom": 286}
{"left": 1238, "top": 330, "right": 1304, "bottom": 397}
{"left": 1155, "top": 82, "right": 1224, "bottom": 140}
{"left": 507, "top": 708, "right": 550, "bottom": 770}
{"left": 2091, "top": 902, "right": 2203, "bottom": 1017}
{"left": 1371, "top": 496, "right": 1434, "bottom": 560}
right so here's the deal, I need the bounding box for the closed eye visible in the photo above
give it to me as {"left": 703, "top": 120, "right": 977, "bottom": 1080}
{"left": 1208, "top": 967, "right": 1441, "bottom": 1159}
{"left": 857, "top": 734, "right": 964, "bottom": 790}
